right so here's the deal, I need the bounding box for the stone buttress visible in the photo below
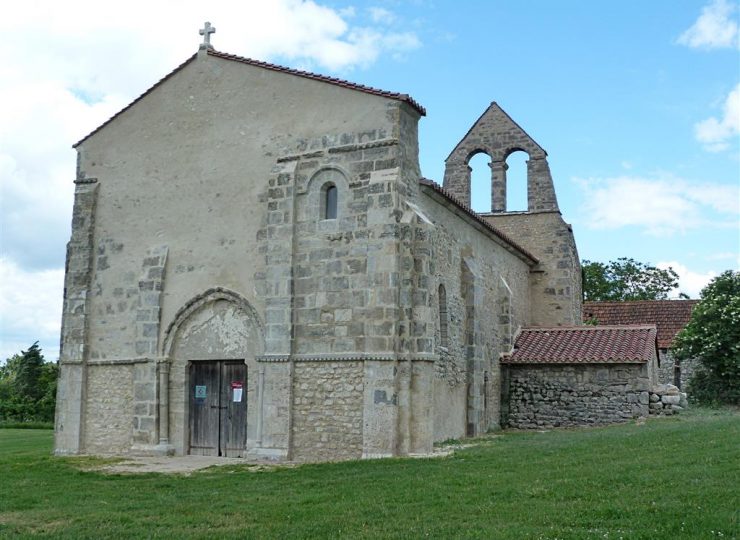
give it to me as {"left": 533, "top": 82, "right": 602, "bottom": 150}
{"left": 254, "top": 101, "right": 436, "bottom": 460}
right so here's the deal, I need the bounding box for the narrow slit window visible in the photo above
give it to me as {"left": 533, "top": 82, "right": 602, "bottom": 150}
{"left": 324, "top": 185, "right": 337, "bottom": 219}
{"left": 439, "top": 284, "right": 448, "bottom": 348}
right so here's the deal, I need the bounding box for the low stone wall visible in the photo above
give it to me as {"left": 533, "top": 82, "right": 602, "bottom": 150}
{"left": 502, "top": 364, "right": 650, "bottom": 429}
{"left": 648, "top": 383, "right": 688, "bottom": 416}
{"left": 657, "top": 350, "right": 701, "bottom": 390}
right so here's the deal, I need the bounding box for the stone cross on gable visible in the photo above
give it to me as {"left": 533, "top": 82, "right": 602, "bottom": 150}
{"left": 199, "top": 22, "right": 216, "bottom": 49}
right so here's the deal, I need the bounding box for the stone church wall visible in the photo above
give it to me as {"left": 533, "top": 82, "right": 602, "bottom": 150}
{"left": 254, "top": 98, "right": 437, "bottom": 459}
{"left": 60, "top": 51, "right": 413, "bottom": 457}
{"left": 502, "top": 363, "right": 651, "bottom": 428}
{"left": 484, "top": 212, "right": 581, "bottom": 327}
{"left": 419, "top": 188, "right": 532, "bottom": 441}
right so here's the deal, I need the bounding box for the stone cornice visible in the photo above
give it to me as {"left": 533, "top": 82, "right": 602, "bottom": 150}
{"left": 276, "top": 138, "right": 399, "bottom": 163}
{"left": 86, "top": 357, "right": 156, "bottom": 366}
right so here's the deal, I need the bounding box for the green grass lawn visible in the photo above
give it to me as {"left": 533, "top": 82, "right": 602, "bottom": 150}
{"left": 1, "top": 409, "right": 738, "bottom": 539}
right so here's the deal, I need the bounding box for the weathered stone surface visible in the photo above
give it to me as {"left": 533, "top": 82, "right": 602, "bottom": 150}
{"left": 502, "top": 364, "right": 650, "bottom": 428}
{"left": 291, "top": 362, "right": 363, "bottom": 462}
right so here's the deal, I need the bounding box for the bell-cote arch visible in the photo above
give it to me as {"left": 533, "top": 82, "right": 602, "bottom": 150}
{"left": 443, "top": 102, "right": 559, "bottom": 213}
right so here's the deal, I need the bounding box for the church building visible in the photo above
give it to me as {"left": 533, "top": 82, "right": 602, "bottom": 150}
{"left": 55, "top": 25, "right": 591, "bottom": 461}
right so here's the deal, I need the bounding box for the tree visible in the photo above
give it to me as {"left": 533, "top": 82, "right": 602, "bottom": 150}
{"left": 15, "top": 342, "right": 45, "bottom": 402}
{"left": 0, "top": 343, "right": 58, "bottom": 423}
{"left": 673, "top": 270, "right": 740, "bottom": 405}
{"left": 582, "top": 257, "right": 681, "bottom": 301}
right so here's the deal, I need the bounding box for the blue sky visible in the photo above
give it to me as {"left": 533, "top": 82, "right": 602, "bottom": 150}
{"left": 0, "top": 0, "right": 738, "bottom": 362}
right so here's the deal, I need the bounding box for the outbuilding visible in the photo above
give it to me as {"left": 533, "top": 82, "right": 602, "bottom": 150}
{"left": 501, "top": 325, "right": 659, "bottom": 428}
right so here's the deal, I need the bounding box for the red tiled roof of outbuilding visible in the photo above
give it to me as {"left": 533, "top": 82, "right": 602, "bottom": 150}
{"left": 582, "top": 300, "right": 698, "bottom": 349}
{"left": 502, "top": 325, "right": 658, "bottom": 364}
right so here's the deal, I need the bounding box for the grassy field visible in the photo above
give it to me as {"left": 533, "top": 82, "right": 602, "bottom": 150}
{"left": 1, "top": 409, "right": 737, "bottom": 539}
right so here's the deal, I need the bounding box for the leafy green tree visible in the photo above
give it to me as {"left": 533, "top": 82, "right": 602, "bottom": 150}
{"left": 0, "top": 343, "right": 58, "bottom": 423}
{"left": 674, "top": 270, "right": 740, "bottom": 405}
{"left": 582, "top": 257, "right": 682, "bottom": 301}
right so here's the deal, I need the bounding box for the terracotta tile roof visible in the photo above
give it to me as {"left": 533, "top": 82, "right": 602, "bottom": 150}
{"left": 418, "top": 178, "right": 539, "bottom": 266}
{"left": 583, "top": 300, "right": 698, "bottom": 349}
{"left": 501, "top": 325, "right": 657, "bottom": 364}
{"left": 74, "top": 48, "right": 425, "bottom": 148}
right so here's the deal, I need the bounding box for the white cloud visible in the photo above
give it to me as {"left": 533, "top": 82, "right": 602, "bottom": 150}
{"left": 706, "top": 251, "right": 740, "bottom": 262}
{"left": 657, "top": 261, "right": 718, "bottom": 299}
{"left": 369, "top": 7, "right": 397, "bottom": 25}
{"left": 695, "top": 83, "right": 740, "bottom": 152}
{"left": 0, "top": 258, "right": 64, "bottom": 363}
{"left": 677, "top": 0, "right": 739, "bottom": 49}
{"left": 573, "top": 174, "right": 739, "bottom": 236}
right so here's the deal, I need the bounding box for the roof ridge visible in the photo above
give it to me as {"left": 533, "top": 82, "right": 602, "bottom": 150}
{"left": 207, "top": 49, "right": 426, "bottom": 116}
{"left": 522, "top": 324, "right": 657, "bottom": 331}
{"left": 583, "top": 299, "right": 699, "bottom": 305}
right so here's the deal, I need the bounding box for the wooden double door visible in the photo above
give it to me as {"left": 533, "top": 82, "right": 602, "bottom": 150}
{"left": 189, "top": 361, "right": 247, "bottom": 457}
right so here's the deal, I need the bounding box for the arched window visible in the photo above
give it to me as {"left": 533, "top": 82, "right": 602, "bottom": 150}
{"left": 438, "top": 284, "right": 448, "bottom": 348}
{"left": 322, "top": 183, "right": 337, "bottom": 220}
{"left": 505, "top": 150, "right": 528, "bottom": 211}
{"left": 468, "top": 152, "right": 492, "bottom": 213}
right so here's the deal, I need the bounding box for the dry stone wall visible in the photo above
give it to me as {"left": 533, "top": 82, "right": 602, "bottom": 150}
{"left": 657, "top": 349, "right": 700, "bottom": 390}
{"left": 649, "top": 383, "right": 688, "bottom": 416}
{"left": 502, "top": 364, "right": 650, "bottom": 428}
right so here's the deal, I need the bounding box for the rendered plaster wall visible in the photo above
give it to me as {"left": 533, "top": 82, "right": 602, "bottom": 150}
{"left": 483, "top": 212, "right": 581, "bottom": 327}
{"left": 419, "top": 187, "right": 532, "bottom": 440}
{"left": 291, "top": 362, "right": 364, "bottom": 462}
{"left": 502, "top": 363, "right": 651, "bottom": 428}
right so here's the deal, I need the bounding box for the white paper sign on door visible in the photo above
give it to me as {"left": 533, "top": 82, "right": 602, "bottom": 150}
{"left": 231, "top": 381, "right": 243, "bottom": 403}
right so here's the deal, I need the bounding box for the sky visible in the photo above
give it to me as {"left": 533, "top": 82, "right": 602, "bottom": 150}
{"left": 1, "top": 0, "right": 738, "bottom": 363}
